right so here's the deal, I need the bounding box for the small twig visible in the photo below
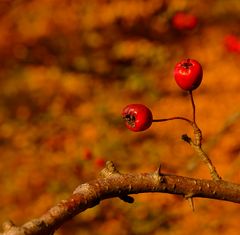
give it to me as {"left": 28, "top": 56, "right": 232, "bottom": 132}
{"left": 187, "top": 92, "right": 221, "bottom": 181}
{"left": 182, "top": 134, "right": 221, "bottom": 180}
{"left": 154, "top": 112, "right": 221, "bottom": 180}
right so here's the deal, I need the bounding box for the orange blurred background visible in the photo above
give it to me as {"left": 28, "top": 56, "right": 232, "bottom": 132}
{"left": 0, "top": 0, "right": 240, "bottom": 234}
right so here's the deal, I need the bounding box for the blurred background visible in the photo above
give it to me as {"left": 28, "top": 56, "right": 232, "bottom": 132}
{"left": 0, "top": 0, "right": 240, "bottom": 234}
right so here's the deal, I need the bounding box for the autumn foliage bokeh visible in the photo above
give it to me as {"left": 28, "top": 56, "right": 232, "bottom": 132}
{"left": 0, "top": 0, "right": 240, "bottom": 234}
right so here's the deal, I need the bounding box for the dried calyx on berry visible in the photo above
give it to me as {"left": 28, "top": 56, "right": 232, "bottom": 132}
{"left": 122, "top": 104, "right": 153, "bottom": 132}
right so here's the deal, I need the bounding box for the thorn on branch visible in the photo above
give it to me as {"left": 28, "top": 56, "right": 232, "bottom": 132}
{"left": 100, "top": 161, "right": 120, "bottom": 178}
{"left": 99, "top": 161, "right": 135, "bottom": 204}
{"left": 185, "top": 193, "right": 195, "bottom": 212}
{"left": 154, "top": 164, "right": 165, "bottom": 183}
{"left": 157, "top": 164, "right": 162, "bottom": 176}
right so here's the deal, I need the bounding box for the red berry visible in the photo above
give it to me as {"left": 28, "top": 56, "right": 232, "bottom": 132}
{"left": 82, "top": 148, "right": 93, "bottom": 160}
{"left": 174, "top": 59, "right": 203, "bottom": 91}
{"left": 122, "top": 104, "right": 153, "bottom": 132}
{"left": 95, "top": 158, "right": 105, "bottom": 168}
{"left": 172, "top": 12, "right": 198, "bottom": 30}
{"left": 224, "top": 34, "right": 240, "bottom": 53}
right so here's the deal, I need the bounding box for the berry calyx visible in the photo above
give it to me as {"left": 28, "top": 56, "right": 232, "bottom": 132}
{"left": 174, "top": 58, "right": 203, "bottom": 91}
{"left": 122, "top": 104, "right": 153, "bottom": 132}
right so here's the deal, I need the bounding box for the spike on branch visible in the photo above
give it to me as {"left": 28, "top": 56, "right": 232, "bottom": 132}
{"left": 100, "top": 161, "right": 120, "bottom": 177}
{"left": 185, "top": 193, "right": 195, "bottom": 212}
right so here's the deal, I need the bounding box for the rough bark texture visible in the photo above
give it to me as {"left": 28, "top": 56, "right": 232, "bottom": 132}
{"left": 1, "top": 161, "right": 240, "bottom": 235}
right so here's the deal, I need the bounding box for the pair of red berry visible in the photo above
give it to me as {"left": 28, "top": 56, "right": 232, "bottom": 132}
{"left": 122, "top": 59, "right": 203, "bottom": 131}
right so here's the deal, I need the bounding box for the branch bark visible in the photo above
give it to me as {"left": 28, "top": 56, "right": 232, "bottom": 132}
{"left": 1, "top": 161, "right": 240, "bottom": 235}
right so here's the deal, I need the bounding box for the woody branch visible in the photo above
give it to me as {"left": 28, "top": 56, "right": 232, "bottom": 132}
{"left": 1, "top": 161, "right": 240, "bottom": 235}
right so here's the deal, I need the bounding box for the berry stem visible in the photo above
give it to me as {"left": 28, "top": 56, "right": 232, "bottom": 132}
{"left": 189, "top": 90, "right": 196, "bottom": 123}
{"left": 153, "top": 116, "right": 192, "bottom": 124}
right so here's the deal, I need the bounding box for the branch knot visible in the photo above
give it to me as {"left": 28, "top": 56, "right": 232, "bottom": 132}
{"left": 100, "top": 161, "right": 121, "bottom": 178}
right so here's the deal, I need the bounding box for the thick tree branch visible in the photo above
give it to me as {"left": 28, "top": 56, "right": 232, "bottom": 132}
{"left": 1, "top": 161, "right": 240, "bottom": 235}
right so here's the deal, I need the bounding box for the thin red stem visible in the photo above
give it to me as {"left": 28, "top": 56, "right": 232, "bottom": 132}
{"left": 153, "top": 116, "right": 193, "bottom": 125}
{"left": 189, "top": 90, "right": 196, "bottom": 123}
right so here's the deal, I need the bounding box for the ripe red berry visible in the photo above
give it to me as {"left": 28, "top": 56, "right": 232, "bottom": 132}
{"left": 172, "top": 12, "right": 198, "bottom": 31}
{"left": 122, "top": 104, "right": 153, "bottom": 132}
{"left": 94, "top": 158, "right": 105, "bottom": 168}
{"left": 224, "top": 34, "right": 240, "bottom": 53}
{"left": 174, "top": 59, "right": 203, "bottom": 91}
{"left": 82, "top": 148, "right": 93, "bottom": 160}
